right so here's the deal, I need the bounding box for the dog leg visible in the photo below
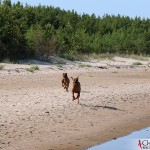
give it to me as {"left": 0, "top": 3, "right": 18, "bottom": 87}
{"left": 72, "top": 92, "right": 75, "bottom": 100}
{"left": 64, "top": 83, "right": 66, "bottom": 89}
{"left": 64, "top": 84, "right": 68, "bottom": 91}
{"left": 66, "top": 86, "right": 68, "bottom": 92}
{"left": 77, "top": 98, "right": 79, "bottom": 105}
{"left": 76, "top": 92, "right": 80, "bottom": 99}
{"left": 66, "top": 83, "right": 69, "bottom": 92}
{"left": 77, "top": 92, "right": 80, "bottom": 104}
{"left": 62, "top": 79, "right": 64, "bottom": 87}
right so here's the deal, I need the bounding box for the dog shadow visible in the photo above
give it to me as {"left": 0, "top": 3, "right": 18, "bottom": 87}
{"left": 80, "top": 104, "right": 125, "bottom": 112}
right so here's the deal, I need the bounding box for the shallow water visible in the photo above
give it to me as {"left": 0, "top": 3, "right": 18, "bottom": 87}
{"left": 88, "top": 127, "right": 150, "bottom": 150}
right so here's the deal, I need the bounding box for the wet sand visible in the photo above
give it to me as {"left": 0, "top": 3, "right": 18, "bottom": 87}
{"left": 0, "top": 62, "right": 150, "bottom": 150}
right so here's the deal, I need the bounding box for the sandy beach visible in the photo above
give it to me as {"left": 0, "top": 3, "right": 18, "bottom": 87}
{"left": 0, "top": 57, "right": 150, "bottom": 150}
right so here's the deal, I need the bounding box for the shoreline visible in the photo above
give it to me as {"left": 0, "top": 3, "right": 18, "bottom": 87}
{"left": 0, "top": 62, "right": 150, "bottom": 150}
{"left": 60, "top": 114, "right": 150, "bottom": 150}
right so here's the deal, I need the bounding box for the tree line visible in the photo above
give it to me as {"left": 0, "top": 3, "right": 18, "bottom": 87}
{"left": 0, "top": 0, "right": 150, "bottom": 61}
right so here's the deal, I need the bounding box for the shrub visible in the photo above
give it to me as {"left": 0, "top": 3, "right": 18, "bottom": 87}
{"left": 132, "top": 61, "right": 143, "bottom": 65}
{"left": 0, "top": 65, "right": 4, "bottom": 70}
{"left": 57, "top": 65, "right": 63, "bottom": 70}
{"left": 26, "top": 65, "right": 39, "bottom": 72}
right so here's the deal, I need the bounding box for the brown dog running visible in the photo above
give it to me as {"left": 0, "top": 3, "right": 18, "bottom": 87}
{"left": 71, "top": 76, "right": 81, "bottom": 104}
{"left": 62, "top": 73, "right": 70, "bottom": 92}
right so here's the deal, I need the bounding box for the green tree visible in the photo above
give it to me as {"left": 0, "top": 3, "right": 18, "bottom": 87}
{"left": 25, "top": 25, "right": 44, "bottom": 57}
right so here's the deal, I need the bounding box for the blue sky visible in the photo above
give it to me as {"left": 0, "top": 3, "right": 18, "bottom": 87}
{"left": 11, "top": 0, "right": 150, "bottom": 18}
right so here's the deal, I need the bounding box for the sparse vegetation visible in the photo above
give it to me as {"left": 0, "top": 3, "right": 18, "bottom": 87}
{"left": 121, "top": 54, "right": 150, "bottom": 61}
{"left": 0, "top": 65, "right": 4, "bottom": 70}
{"left": 132, "top": 61, "right": 143, "bottom": 65}
{"left": 26, "top": 65, "right": 39, "bottom": 73}
{"left": 57, "top": 65, "right": 63, "bottom": 70}
{"left": 91, "top": 53, "right": 115, "bottom": 60}
{"left": 79, "top": 64, "right": 91, "bottom": 68}
{"left": 57, "top": 65, "right": 63, "bottom": 68}
{"left": 56, "top": 60, "right": 66, "bottom": 64}
{"left": 60, "top": 53, "right": 83, "bottom": 61}
{"left": 2, "top": 58, "right": 11, "bottom": 64}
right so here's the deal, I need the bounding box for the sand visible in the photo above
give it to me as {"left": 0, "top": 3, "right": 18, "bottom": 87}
{"left": 0, "top": 57, "right": 150, "bottom": 150}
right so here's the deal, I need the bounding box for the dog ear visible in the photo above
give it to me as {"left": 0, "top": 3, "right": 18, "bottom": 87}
{"left": 71, "top": 77, "right": 73, "bottom": 80}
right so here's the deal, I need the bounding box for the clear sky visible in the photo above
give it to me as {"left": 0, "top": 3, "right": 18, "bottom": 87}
{"left": 10, "top": 0, "right": 150, "bottom": 19}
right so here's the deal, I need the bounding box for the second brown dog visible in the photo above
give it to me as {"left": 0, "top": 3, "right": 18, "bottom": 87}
{"left": 62, "top": 73, "right": 70, "bottom": 92}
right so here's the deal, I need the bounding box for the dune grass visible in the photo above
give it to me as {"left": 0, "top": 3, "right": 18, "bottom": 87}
{"left": 0, "top": 65, "right": 4, "bottom": 70}
{"left": 132, "top": 61, "right": 143, "bottom": 66}
{"left": 78, "top": 64, "right": 92, "bottom": 68}
{"left": 26, "top": 65, "right": 39, "bottom": 73}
